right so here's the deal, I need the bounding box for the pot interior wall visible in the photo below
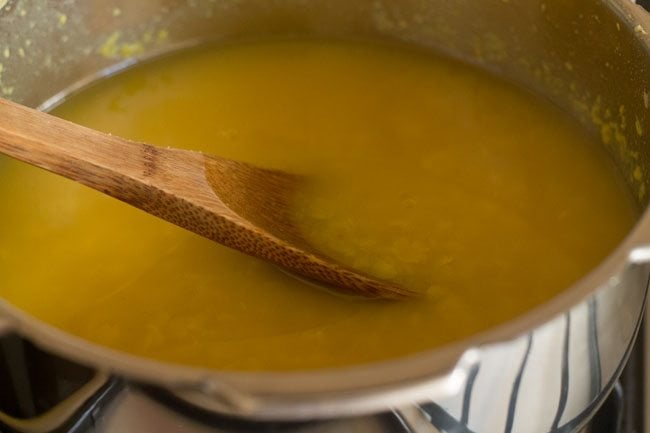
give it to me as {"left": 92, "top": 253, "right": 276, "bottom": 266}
{"left": 0, "top": 0, "right": 648, "bottom": 203}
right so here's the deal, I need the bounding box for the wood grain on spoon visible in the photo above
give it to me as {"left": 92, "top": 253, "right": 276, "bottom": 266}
{"left": 0, "top": 98, "right": 414, "bottom": 300}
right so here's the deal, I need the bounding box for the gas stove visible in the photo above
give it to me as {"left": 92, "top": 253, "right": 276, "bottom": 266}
{"left": 579, "top": 322, "right": 644, "bottom": 433}
{"left": 0, "top": 318, "right": 645, "bottom": 433}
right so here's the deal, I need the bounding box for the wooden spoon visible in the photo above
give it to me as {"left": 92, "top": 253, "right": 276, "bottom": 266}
{"left": 0, "top": 98, "right": 414, "bottom": 300}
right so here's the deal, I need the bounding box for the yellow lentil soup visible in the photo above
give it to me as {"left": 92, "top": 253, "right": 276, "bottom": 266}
{"left": 0, "top": 40, "right": 637, "bottom": 370}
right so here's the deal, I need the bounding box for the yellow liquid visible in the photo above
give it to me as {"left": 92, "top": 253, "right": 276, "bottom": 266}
{"left": 0, "top": 40, "right": 637, "bottom": 370}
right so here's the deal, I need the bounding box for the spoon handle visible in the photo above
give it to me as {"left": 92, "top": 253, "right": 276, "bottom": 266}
{"left": 0, "top": 97, "right": 195, "bottom": 195}
{"left": 0, "top": 97, "right": 233, "bottom": 244}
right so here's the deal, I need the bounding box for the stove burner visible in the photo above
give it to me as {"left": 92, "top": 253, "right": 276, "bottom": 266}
{"left": 585, "top": 315, "right": 645, "bottom": 433}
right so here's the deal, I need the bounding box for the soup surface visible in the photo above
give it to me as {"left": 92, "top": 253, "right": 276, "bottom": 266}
{"left": 0, "top": 40, "right": 637, "bottom": 370}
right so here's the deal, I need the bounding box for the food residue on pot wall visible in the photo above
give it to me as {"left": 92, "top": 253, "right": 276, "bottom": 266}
{"left": 57, "top": 13, "right": 67, "bottom": 28}
{"left": 0, "top": 0, "right": 178, "bottom": 104}
{"left": 98, "top": 29, "right": 169, "bottom": 60}
{"left": 0, "top": 63, "right": 13, "bottom": 96}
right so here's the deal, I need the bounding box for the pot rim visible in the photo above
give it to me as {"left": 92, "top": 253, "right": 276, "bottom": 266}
{"left": 0, "top": 0, "right": 649, "bottom": 420}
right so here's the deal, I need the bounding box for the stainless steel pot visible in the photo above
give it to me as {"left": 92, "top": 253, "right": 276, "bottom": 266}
{"left": 0, "top": 1, "right": 649, "bottom": 432}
